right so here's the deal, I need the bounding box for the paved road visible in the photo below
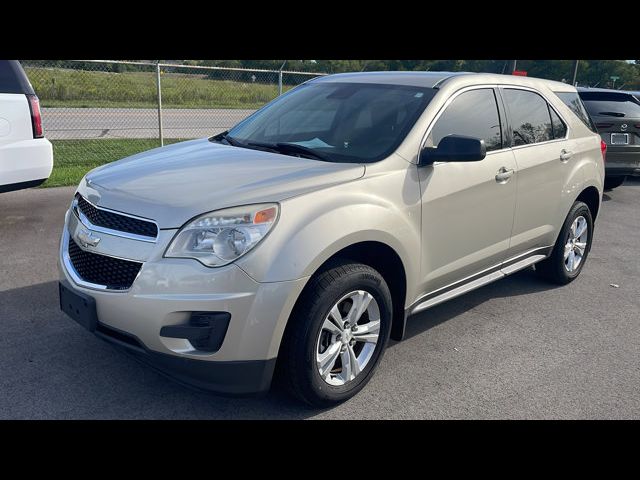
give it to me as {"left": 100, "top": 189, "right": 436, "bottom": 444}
{"left": 42, "top": 108, "right": 256, "bottom": 140}
{"left": 1, "top": 182, "right": 639, "bottom": 419}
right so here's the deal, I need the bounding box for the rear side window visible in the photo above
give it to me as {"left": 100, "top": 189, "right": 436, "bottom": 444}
{"left": 555, "top": 91, "right": 597, "bottom": 132}
{"left": 503, "top": 89, "right": 553, "bottom": 146}
{"left": 549, "top": 107, "right": 567, "bottom": 139}
{"left": 429, "top": 88, "right": 503, "bottom": 152}
{"left": 578, "top": 91, "right": 640, "bottom": 120}
{"left": 0, "top": 60, "right": 35, "bottom": 95}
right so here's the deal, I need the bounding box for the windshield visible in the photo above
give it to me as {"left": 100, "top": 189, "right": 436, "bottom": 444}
{"left": 226, "top": 82, "right": 436, "bottom": 163}
{"left": 579, "top": 92, "right": 640, "bottom": 119}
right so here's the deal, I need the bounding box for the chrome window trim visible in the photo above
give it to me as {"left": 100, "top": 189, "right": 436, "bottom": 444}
{"left": 62, "top": 228, "right": 142, "bottom": 292}
{"left": 73, "top": 195, "right": 158, "bottom": 243}
{"left": 418, "top": 83, "right": 572, "bottom": 161}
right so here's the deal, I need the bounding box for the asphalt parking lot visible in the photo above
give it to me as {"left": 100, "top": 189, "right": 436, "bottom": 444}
{"left": 1, "top": 181, "right": 639, "bottom": 419}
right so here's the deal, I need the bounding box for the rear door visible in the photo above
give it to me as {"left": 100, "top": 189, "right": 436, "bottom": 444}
{"left": 500, "top": 87, "right": 572, "bottom": 259}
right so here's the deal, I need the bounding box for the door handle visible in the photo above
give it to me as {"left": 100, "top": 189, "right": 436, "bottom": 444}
{"left": 560, "top": 149, "right": 573, "bottom": 162}
{"left": 495, "top": 167, "right": 515, "bottom": 183}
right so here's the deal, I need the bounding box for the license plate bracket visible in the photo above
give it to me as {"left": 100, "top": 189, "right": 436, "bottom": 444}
{"left": 611, "top": 133, "right": 629, "bottom": 145}
{"left": 59, "top": 282, "right": 98, "bottom": 332}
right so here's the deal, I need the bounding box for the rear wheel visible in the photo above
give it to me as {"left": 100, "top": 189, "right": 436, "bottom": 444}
{"left": 536, "top": 201, "right": 593, "bottom": 285}
{"left": 604, "top": 176, "right": 626, "bottom": 190}
{"left": 278, "top": 260, "right": 392, "bottom": 407}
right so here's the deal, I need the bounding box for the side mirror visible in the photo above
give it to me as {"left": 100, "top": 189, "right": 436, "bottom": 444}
{"left": 420, "top": 134, "right": 487, "bottom": 165}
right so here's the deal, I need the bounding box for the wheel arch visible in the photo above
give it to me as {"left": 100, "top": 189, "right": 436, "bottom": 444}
{"left": 576, "top": 185, "right": 601, "bottom": 221}
{"left": 317, "top": 241, "right": 408, "bottom": 341}
{"left": 279, "top": 239, "right": 410, "bottom": 360}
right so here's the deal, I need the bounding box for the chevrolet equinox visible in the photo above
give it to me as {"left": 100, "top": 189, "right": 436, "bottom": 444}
{"left": 59, "top": 72, "right": 605, "bottom": 406}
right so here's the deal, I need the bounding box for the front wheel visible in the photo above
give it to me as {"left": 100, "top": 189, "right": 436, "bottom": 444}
{"left": 536, "top": 201, "right": 593, "bottom": 285}
{"left": 278, "top": 261, "right": 392, "bottom": 407}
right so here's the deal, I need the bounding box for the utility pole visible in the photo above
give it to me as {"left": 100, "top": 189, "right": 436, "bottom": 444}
{"left": 571, "top": 60, "right": 579, "bottom": 86}
{"left": 611, "top": 75, "right": 620, "bottom": 89}
{"left": 507, "top": 60, "right": 517, "bottom": 74}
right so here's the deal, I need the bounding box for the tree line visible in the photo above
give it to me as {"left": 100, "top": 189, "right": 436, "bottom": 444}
{"left": 187, "top": 59, "right": 640, "bottom": 90}
{"left": 21, "top": 60, "right": 640, "bottom": 91}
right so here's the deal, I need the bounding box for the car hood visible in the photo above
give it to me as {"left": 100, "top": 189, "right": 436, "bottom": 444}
{"left": 78, "top": 138, "right": 365, "bottom": 228}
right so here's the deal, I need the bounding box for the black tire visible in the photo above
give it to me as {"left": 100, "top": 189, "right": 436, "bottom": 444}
{"left": 278, "top": 260, "right": 392, "bottom": 407}
{"left": 535, "top": 201, "right": 593, "bottom": 285}
{"left": 604, "top": 176, "right": 626, "bottom": 190}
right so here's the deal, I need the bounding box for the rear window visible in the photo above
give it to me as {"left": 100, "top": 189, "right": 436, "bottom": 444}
{"left": 0, "top": 60, "right": 35, "bottom": 95}
{"left": 578, "top": 91, "right": 640, "bottom": 120}
{"left": 555, "top": 91, "right": 597, "bottom": 132}
{"left": 503, "top": 89, "right": 553, "bottom": 146}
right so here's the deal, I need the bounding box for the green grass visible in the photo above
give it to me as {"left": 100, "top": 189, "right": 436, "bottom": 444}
{"left": 25, "top": 67, "right": 293, "bottom": 109}
{"left": 44, "top": 138, "right": 185, "bottom": 188}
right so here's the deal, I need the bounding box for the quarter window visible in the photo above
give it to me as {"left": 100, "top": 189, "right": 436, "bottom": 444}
{"left": 429, "top": 88, "right": 503, "bottom": 152}
{"left": 503, "top": 89, "right": 553, "bottom": 146}
{"left": 549, "top": 107, "right": 567, "bottom": 139}
{"left": 555, "top": 91, "right": 597, "bottom": 132}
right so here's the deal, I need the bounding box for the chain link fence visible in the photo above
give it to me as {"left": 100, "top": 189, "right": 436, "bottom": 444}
{"left": 20, "top": 60, "right": 326, "bottom": 185}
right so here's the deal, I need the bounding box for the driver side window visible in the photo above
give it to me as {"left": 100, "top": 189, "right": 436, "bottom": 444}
{"left": 427, "top": 88, "right": 503, "bottom": 152}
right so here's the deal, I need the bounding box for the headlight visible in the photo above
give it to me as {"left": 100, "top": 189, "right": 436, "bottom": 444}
{"left": 165, "top": 203, "right": 279, "bottom": 267}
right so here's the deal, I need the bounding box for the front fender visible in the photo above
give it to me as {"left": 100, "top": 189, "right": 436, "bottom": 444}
{"left": 235, "top": 166, "right": 422, "bottom": 359}
{"left": 235, "top": 166, "right": 421, "bottom": 299}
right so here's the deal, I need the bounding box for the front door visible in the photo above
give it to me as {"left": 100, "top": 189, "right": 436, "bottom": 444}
{"left": 417, "top": 87, "right": 518, "bottom": 297}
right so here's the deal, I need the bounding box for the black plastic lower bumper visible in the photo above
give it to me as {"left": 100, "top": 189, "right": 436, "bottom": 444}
{"left": 605, "top": 167, "right": 640, "bottom": 177}
{"left": 0, "top": 178, "right": 47, "bottom": 194}
{"left": 60, "top": 279, "right": 277, "bottom": 396}
{"left": 94, "top": 322, "right": 276, "bottom": 396}
{"left": 605, "top": 149, "right": 640, "bottom": 177}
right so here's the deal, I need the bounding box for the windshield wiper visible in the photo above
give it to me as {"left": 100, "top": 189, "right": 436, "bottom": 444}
{"left": 598, "top": 111, "right": 626, "bottom": 117}
{"left": 246, "top": 141, "right": 333, "bottom": 162}
{"left": 210, "top": 130, "right": 244, "bottom": 147}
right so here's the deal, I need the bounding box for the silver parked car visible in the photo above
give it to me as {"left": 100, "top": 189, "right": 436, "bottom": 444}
{"left": 59, "top": 72, "right": 605, "bottom": 406}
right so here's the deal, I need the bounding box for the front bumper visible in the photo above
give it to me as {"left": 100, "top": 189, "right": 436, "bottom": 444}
{"left": 59, "top": 210, "right": 307, "bottom": 394}
{"left": 92, "top": 316, "right": 276, "bottom": 395}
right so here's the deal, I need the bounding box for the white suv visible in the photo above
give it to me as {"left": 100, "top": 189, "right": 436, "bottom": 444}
{"left": 0, "top": 60, "right": 52, "bottom": 193}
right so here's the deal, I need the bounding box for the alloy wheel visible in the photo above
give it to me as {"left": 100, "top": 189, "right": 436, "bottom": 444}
{"left": 564, "top": 215, "right": 589, "bottom": 273}
{"left": 315, "top": 290, "right": 381, "bottom": 386}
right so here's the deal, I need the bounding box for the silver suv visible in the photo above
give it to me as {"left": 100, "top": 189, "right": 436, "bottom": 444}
{"left": 58, "top": 72, "right": 604, "bottom": 406}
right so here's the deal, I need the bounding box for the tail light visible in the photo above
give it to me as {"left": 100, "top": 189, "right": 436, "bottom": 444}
{"left": 26, "top": 94, "right": 44, "bottom": 138}
{"left": 600, "top": 139, "right": 607, "bottom": 162}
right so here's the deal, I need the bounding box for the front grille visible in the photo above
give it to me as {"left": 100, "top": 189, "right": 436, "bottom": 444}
{"left": 75, "top": 194, "right": 158, "bottom": 238}
{"left": 68, "top": 237, "right": 142, "bottom": 290}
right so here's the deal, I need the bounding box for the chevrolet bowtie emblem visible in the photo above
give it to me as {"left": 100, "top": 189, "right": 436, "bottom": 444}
{"left": 77, "top": 229, "right": 101, "bottom": 248}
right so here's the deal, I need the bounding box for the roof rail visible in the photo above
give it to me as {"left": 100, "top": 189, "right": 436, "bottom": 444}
{"left": 432, "top": 72, "right": 473, "bottom": 89}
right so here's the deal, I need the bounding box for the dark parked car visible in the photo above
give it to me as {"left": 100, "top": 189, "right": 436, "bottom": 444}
{"left": 578, "top": 87, "right": 640, "bottom": 190}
